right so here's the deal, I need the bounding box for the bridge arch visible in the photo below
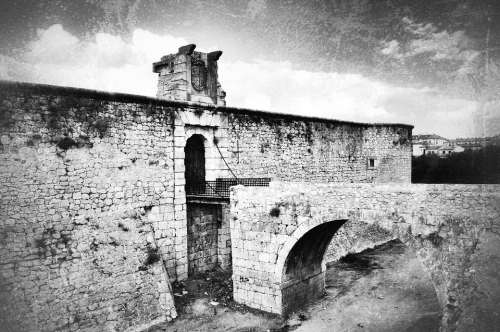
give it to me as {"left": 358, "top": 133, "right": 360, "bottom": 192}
{"left": 274, "top": 216, "right": 441, "bottom": 317}
{"left": 277, "top": 220, "right": 347, "bottom": 314}
{"left": 230, "top": 183, "right": 500, "bottom": 331}
{"left": 274, "top": 219, "right": 347, "bottom": 281}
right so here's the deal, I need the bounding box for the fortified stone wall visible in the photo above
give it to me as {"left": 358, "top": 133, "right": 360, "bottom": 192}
{"left": 226, "top": 112, "right": 412, "bottom": 183}
{"left": 0, "top": 83, "right": 178, "bottom": 331}
{"left": 168, "top": 104, "right": 413, "bottom": 185}
{"left": 0, "top": 80, "right": 412, "bottom": 331}
{"left": 230, "top": 182, "right": 500, "bottom": 331}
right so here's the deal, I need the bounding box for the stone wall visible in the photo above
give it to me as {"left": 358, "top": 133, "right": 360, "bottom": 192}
{"left": 186, "top": 203, "right": 220, "bottom": 275}
{"left": 0, "top": 80, "right": 413, "bottom": 331}
{"left": 155, "top": 52, "right": 189, "bottom": 102}
{"left": 185, "top": 202, "right": 231, "bottom": 276}
{"left": 217, "top": 204, "right": 232, "bottom": 270}
{"left": 230, "top": 182, "right": 500, "bottom": 331}
{"left": 169, "top": 104, "right": 413, "bottom": 185}
{"left": 0, "top": 83, "right": 178, "bottom": 331}
{"left": 226, "top": 113, "right": 412, "bottom": 183}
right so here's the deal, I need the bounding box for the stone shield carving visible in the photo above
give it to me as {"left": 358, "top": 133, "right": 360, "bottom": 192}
{"left": 191, "top": 57, "right": 207, "bottom": 91}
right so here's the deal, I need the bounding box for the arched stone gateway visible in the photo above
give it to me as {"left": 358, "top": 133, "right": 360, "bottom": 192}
{"left": 184, "top": 134, "right": 206, "bottom": 193}
{"left": 230, "top": 182, "right": 500, "bottom": 331}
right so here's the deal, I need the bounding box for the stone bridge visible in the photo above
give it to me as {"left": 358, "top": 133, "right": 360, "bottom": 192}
{"left": 230, "top": 182, "right": 500, "bottom": 331}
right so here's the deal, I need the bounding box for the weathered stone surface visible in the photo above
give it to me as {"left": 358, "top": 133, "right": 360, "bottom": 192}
{"left": 0, "top": 87, "right": 178, "bottom": 331}
{"left": 0, "top": 80, "right": 412, "bottom": 331}
{"left": 226, "top": 116, "right": 412, "bottom": 183}
{"left": 187, "top": 203, "right": 220, "bottom": 275}
{"left": 230, "top": 182, "right": 500, "bottom": 331}
{"left": 153, "top": 46, "right": 226, "bottom": 106}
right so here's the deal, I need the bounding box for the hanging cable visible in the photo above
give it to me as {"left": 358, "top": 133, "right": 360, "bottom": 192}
{"left": 204, "top": 180, "right": 226, "bottom": 199}
{"left": 213, "top": 137, "right": 239, "bottom": 182}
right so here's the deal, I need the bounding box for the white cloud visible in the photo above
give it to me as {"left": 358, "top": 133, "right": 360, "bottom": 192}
{"left": 220, "top": 60, "right": 479, "bottom": 138}
{"left": 382, "top": 18, "right": 480, "bottom": 74}
{"left": 0, "top": 24, "right": 482, "bottom": 138}
{"left": 402, "top": 17, "right": 437, "bottom": 37}
{"left": 221, "top": 60, "right": 395, "bottom": 122}
{"left": 5, "top": 24, "right": 187, "bottom": 96}
{"left": 380, "top": 40, "right": 401, "bottom": 58}
{"left": 409, "top": 30, "right": 474, "bottom": 62}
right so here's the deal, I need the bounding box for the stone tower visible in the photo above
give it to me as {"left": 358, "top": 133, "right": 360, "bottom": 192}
{"left": 153, "top": 44, "right": 226, "bottom": 106}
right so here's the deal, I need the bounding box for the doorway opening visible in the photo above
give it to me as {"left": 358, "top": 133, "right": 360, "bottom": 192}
{"left": 184, "top": 134, "right": 206, "bottom": 193}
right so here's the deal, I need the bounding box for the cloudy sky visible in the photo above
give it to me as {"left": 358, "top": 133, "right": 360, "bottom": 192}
{"left": 1, "top": 0, "right": 499, "bottom": 138}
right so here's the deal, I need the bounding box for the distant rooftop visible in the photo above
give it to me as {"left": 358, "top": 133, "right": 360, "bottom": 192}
{"left": 413, "top": 134, "right": 447, "bottom": 140}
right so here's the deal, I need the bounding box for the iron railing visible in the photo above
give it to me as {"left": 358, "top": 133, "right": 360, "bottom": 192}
{"left": 186, "top": 178, "right": 271, "bottom": 199}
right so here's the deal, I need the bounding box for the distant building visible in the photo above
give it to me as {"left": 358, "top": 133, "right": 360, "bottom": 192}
{"left": 453, "top": 137, "right": 487, "bottom": 151}
{"left": 412, "top": 134, "right": 464, "bottom": 157}
{"left": 452, "top": 135, "right": 500, "bottom": 151}
{"left": 413, "top": 134, "right": 449, "bottom": 146}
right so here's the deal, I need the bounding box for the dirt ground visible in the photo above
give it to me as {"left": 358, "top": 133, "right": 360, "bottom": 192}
{"left": 148, "top": 240, "right": 441, "bottom": 332}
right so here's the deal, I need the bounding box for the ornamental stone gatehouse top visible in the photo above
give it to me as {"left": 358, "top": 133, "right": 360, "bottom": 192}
{"left": 153, "top": 44, "right": 226, "bottom": 106}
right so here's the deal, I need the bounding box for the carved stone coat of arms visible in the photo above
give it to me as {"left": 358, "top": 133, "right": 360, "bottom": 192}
{"left": 191, "top": 56, "right": 207, "bottom": 91}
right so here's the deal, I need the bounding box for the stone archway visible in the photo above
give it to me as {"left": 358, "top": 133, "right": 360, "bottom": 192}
{"left": 184, "top": 134, "right": 206, "bottom": 194}
{"left": 276, "top": 218, "right": 442, "bottom": 328}
{"left": 279, "top": 220, "right": 347, "bottom": 314}
{"left": 230, "top": 182, "right": 500, "bottom": 331}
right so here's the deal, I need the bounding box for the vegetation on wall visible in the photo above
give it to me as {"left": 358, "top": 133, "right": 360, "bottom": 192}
{"left": 412, "top": 146, "right": 500, "bottom": 184}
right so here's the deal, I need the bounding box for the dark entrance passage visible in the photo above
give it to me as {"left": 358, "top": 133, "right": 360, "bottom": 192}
{"left": 184, "top": 134, "right": 206, "bottom": 192}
